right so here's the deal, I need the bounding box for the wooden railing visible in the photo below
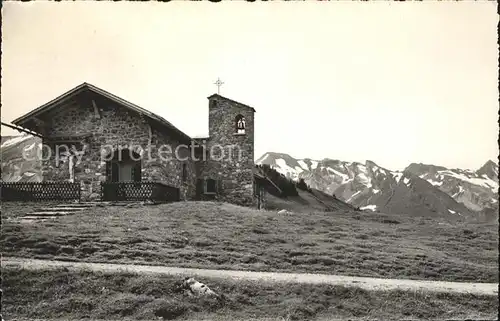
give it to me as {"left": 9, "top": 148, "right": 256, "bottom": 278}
{"left": 101, "top": 181, "right": 180, "bottom": 203}
{"left": 0, "top": 182, "right": 81, "bottom": 202}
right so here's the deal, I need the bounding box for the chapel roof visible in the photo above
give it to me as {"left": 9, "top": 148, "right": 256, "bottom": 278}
{"left": 11, "top": 82, "right": 192, "bottom": 142}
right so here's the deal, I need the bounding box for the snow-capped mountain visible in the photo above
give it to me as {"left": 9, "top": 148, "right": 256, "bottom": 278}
{"left": 405, "top": 162, "right": 498, "bottom": 212}
{"left": 256, "top": 152, "right": 498, "bottom": 219}
{"left": 1, "top": 134, "right": 42, "bottom": 182}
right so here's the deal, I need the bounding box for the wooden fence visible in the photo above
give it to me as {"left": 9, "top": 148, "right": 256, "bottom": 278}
{"left": 0, "top": 182, "right": 81, "bottom": 201}
{"left": 101, "top": 181, "right": 180, "bottom": 202}
{"left": 1, "top": 181, "right": 180, "bottom": 203}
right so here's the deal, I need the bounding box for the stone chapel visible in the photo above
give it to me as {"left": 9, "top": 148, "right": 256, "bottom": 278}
{"left": 11, "top": 82, "right": 265, "bottom": 207}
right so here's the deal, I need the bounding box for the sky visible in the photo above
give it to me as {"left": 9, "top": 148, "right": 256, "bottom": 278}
{"left": 1, "top": 1, "right": 498, "bottom": 171}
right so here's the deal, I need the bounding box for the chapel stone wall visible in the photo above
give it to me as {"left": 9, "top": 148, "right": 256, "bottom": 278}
{"left": 197, "top": 96, "right": 256, "bottom": 206}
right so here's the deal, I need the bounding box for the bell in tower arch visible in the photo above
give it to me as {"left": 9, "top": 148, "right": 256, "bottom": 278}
{"left": 235, "top": 114, "right": 246, "bottom": 134}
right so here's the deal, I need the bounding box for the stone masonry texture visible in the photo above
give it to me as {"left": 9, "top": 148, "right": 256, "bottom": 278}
{"left": 196, "top": 96, "right": 256, "bottom": 207}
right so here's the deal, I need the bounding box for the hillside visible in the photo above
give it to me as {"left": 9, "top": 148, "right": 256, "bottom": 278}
{"left": 255, "top": 163, "right": 356, "bottom": 213}
{"left": 256, "top": 152, "right": 498, "bottom": 220}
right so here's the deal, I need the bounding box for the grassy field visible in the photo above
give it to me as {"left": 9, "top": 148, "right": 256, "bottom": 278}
{"left": 2, "top": 267, "right": 498, "bottom": 321}
{"left": 2, "top": 201, "right": 498, "bottom": 283}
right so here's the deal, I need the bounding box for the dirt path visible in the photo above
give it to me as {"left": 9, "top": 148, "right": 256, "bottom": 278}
{"left": 3, "top": 257, "right": 498, "bottom": 296}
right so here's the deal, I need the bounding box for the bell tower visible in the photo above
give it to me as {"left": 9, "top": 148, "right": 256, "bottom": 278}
{"left": 199, "top": 93, "right": 256, "bottom": 206}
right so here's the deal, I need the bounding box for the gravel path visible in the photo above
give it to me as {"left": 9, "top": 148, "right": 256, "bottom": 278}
{"left": 3, "top": 257, "right": 498, "bottom": 296}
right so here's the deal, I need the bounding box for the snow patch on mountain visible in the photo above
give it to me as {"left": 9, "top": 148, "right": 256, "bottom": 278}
{"left": 356, "top": 163, "right": 366, "bottom": 171}
{"left": 448, "top": 209, "right": 463, "bottom": 216}
{"left": 452, "top": 186, "right": 464, "bottom": 198}
{"left": 1, "top": 135, "right": 32, "bottom": 149}
{"left": 275, "top": 159, "right": 304, "bottom": 179}
{"left": 256, "top": 153, "right": 270, "bottom": 164}
{"left": 428, "top": 179, "right": 443, "bottom": 186}
{"left": 392, "top": 172, "right": 403, "bottom": 183}
{"left": 23, "top": 143, "right": 37, "bottom": 152}
{"left": 347, "top": 191, "right": 361, "bottom": 203}
{"left": 298, "top": 160, "right": 309, "bottom": 171}
{"left": 438, "top": 170, "right": 498, "bottom": 191}
{"left": 360, "top": 204, "right": 377, "bottom": 211}
{"left": 325, "top": 167, "right": 350, "bottom": 184}
{"left": 356, "top": 172, "right": 371, "bottom": 186}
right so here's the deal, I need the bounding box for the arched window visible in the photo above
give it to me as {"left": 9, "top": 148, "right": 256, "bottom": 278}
{"left": 235, "top": 114, "right": 246, "bottom": 134}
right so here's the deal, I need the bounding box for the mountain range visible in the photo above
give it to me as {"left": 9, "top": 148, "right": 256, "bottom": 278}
{"left": 256, "top": 152, "right": 498, "bottom": 220}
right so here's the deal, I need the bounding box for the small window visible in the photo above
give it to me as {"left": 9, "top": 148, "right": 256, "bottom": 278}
{"left": 182, "top": 163, "right": 187, "bottom": 182}
{"left": 235, "top": 114, "right": 246, "bottom": 134}
{"left": 205, "top": 178, "right": 217, "bottom": 194}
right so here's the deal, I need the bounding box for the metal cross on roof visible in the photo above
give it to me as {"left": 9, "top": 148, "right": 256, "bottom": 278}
{"left": 214, "top": 77, "right": 224, "bottom": 94}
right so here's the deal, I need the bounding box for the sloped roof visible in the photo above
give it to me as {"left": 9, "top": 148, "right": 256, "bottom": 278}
{"left": 11, "top": 82, "right": 192, "bottom": 142}
{"left": 207, "top": 94, "right": 256, "bottom": 112}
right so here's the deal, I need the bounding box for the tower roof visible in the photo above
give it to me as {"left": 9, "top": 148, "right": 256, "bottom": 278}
{"left": 207, "top": 94, "right": 256, "bottom": 112}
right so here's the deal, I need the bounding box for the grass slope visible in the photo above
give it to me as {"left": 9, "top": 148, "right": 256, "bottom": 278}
{"left": 2, "top": 201, "right": 498, "bottom": 283}
{"left": 265, "top": 189, "right": 355, "bottom": 213}
{"left": 3, "top": 267, "right": 498, "bottom": 321}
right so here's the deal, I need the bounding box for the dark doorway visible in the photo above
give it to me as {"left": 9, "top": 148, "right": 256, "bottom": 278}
{"left": 106, "top": 149, "right": 142, "bottom": 182}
